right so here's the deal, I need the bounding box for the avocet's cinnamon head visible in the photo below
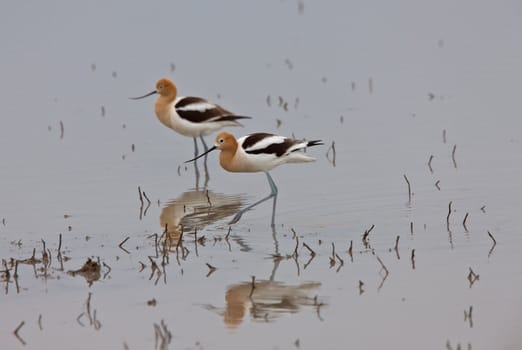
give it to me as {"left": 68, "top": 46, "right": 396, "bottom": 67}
{"left": 155, "top": 78, "right": 177, "bottom": 98}
{"left": 215, "top": 132, "right": 238, "bottom": 151}
{"left": 129, "top": 77, "right": 177, "bottom": 101}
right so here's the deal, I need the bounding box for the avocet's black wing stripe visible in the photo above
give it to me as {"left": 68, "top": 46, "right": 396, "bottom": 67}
{"left": 241, "top": 133, "right": 276, "bottom": 150}
{"left": 175, "top": 96, "right": 209, "bottom": 109}
{"left": 175, "top": 96, "right": 250, "bottom": 124}
{"left": 242, "top": 133, "right": 296, "bottom": 157}
{"left": 246, "top": 140, "right": 298, "bottom": 157}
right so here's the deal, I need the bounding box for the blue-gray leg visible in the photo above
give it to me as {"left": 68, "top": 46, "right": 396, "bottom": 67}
{"left": 193, "top": 137, "right": 199, "bottom": 158}
{"left": 192, "top": 137, "right": 201, "bottom": 189}
{"left": 203, "top": 149, "right": 210, "bottom": 188}
{"left": 200, "top": 135, "right": 209, "bottom": 152}
{"left": 193, "top": 136, "right": 210, "bottom": 188}
{"left": 229, "top": 172, "right": 278, "bottom": 226}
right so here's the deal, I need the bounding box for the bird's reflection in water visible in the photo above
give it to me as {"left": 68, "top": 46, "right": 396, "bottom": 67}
{"left": 203, "top": 226, "right": 325, "bottom": 327}
{"left": 224, "top": 280, "right": 321, "bottom": 328}
{"left": 160, "top": 189, "right": 244, "bottom": 241}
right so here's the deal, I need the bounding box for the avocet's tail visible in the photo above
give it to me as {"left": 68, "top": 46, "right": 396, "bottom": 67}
{"left": 307, "top": 140, "right": 323, "bottom": 147}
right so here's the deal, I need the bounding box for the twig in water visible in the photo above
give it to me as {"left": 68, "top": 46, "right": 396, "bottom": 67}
{"left": 142, "top": 191, "right": 151, "bottom": 205}
{"left": 77, "top": 313, "right": 85, "bottom": 327}
{"left": 138, "top": 186, "right": 144, "bottom": 205}
{"left": 142, "top": 191, "right": 152, "bottom": 216}
{"left": 119, "top": 236, "right": 130, "bottom": 254}
{"left": 18, "top": 248, "right": 41, "bottom": 265}
{"left": 335, "top": 253, "right": 344, "bottom": 266}
{"left": 152, "top": 232, "right": 160, "bottom": 258}
{"left": 451, "top": 145, "right": 457, "bottom": 169}
{"left": 59, "top": 120, "right": 64, "bottom": 139}
{"left": 205, "top": 263, "right": 217, "bottom": 277}
{"left": 181, "top": 246, "right": 190, "bottom": 261}
{"left": 325, "top": 141, "right": 336, "bottom": 167}
{"left": 435, "top": 180, "right": 441, "bottom": 191}
{"left": 428, "top": 155, "right": 434, "bottom": 173}
{"left": 411, "top": 249, "right": 416, "bottom": 269}
{"left": 410, "top": 222, "right": 413, "bottom": 235}
{"left": 148, "top": 257, "right": 161, "bottom": 283}
{"left": 376, "top": 255, "right": 389, "bottom": 292}
{"left": 293, "top": 236, "right": 300, "bottom": 258}
{"left": 348, "top": 240, "right": 353, "bottom": 262}
{"left": 102, "top": 262, "right": 112, "bottom": 279}
{"left": 138, "top": 187, "right": 144, "bottom": 220}
{"left": 302, "top": 242, "right": 316, "bottom": 257}
{"left": 362, "top": 225, "right": 374, "bottom": 249}
{"left": 464, "top": 305, "right": 473, "bottom": 328}
{"left": 57, "top": 233, "right": 62, "bottom": 258}
{"left": 153, "top": 320, "right": 172, "bottom": 350}
{"left": 14, "top": 260, "right": 19, "bottom": 279}
{"left": 467, "top": 268, "right": 479, "bottom": 288}
{"left": 313, "top": 295, "right": 325, "bottom": 321}
{"left": 487, "top": 230, "right": 497, "bottom": 246}
{"left": 13, "top": 321, "right": 26, "bottom": 345}
{"left": 394, "top": 236, "right": 400, "bottom": 259}
{"left": 442, "top": 129, "right": 447, "bottom": 143}
{"left": 446, "top": 201, "right": 453, "bottom": 232}
{"left": 329, "top": 256, "right": 336, "bottom": 268}
{"left": 41, "top": 239, "right": 49, "bottom": 265}
{"left": 376, "top": 255, "right": 389, "bottom": 275}
{"left": 462, "top": 213, "right": 469, "bottom": 232}
{"left": 358, "top": 280, "right": 364, "bottom": 295}
{"left": 38, "top": 314, "right": 43, "bottom": 330}
{"left": 480, "top": 205, "right": 486, "bottom": 213}
{"left": 403, "top": 174, "right": 412, "bottom": 204}
{"left": 303, "top": 252, "right": 315, "bottom": 270}
{"left": 487, "top": 231, "right": 497, "bottom": 258}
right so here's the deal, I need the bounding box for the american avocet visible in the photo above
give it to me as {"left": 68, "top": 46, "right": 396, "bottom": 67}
{"left": 130, "top": 78, "right": 251, "bottom": 157}
{"left": 186, "top": 131, "right": 323, "bottom": 226}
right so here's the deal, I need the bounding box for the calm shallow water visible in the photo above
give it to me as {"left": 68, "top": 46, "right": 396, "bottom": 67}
{"left": 1, "top": 1, "right": 522, "bottom": 349}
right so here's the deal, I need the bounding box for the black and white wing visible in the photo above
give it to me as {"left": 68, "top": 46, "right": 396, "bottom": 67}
{"left": 240, "top": 133, "right": 298, "bottom": 157}
{"left": 175, "top": 96, "right": 250, "bottom": 124}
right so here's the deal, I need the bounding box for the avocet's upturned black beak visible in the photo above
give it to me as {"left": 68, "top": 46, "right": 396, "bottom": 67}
{"left": 185, "top": 146, "right": 217, "bottom": 163}
{"left": 129, "top": 90, "right": 157, "bottom": 100}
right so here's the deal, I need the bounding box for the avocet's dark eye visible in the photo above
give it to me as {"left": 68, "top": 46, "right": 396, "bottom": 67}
{"left": 219, "top": 138, "right": 224, "bottom": 143}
